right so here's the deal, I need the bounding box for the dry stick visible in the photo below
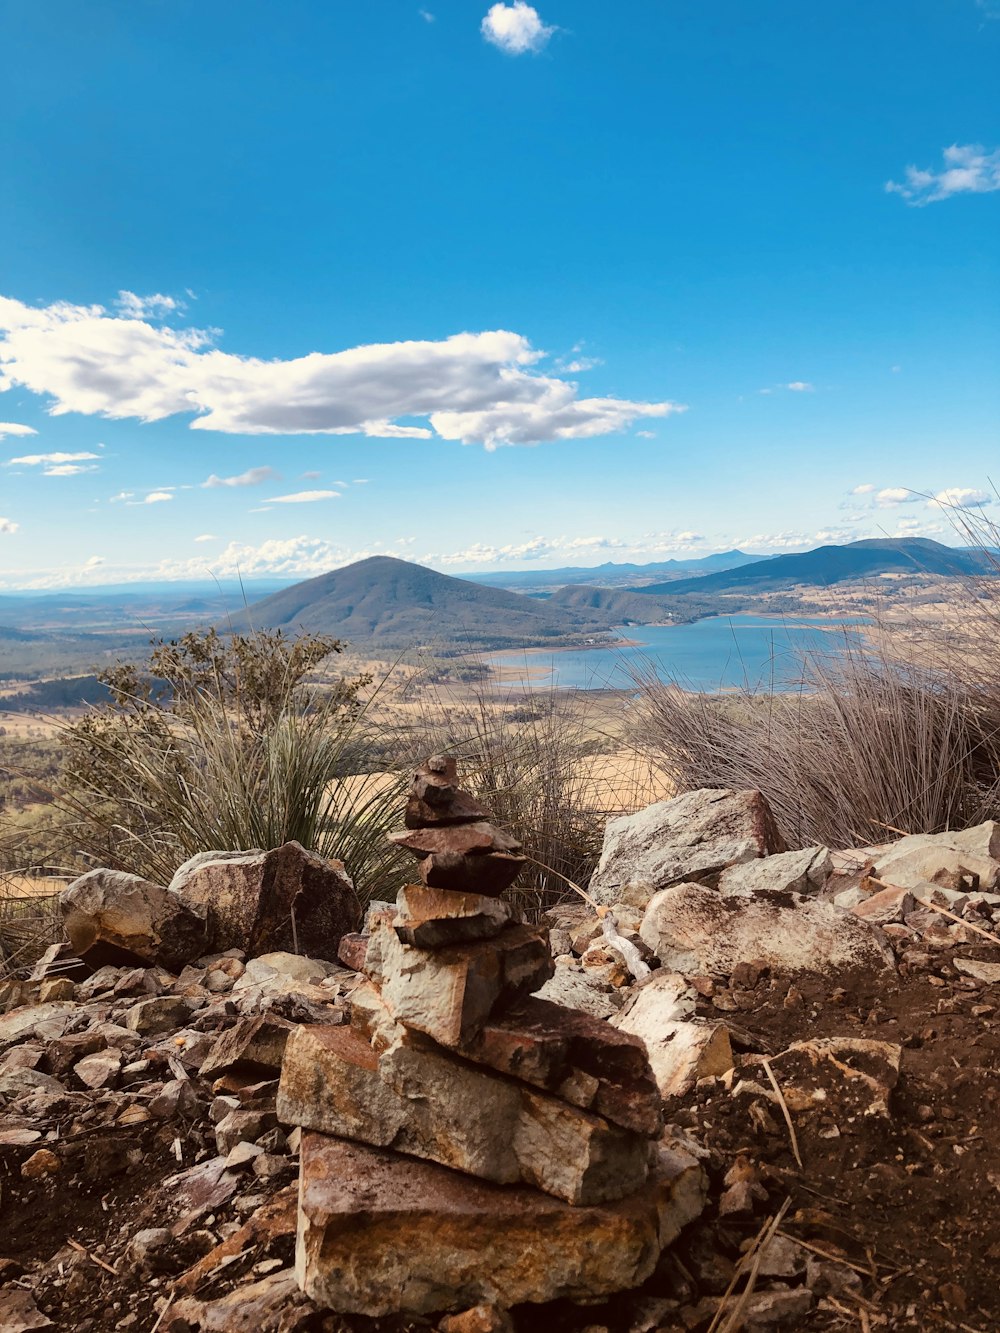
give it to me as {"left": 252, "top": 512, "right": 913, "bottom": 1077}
{"left": 707, "top": 1196, "right": 793, "bottom": 1333}
{"left": 775, "top": 1231, "right": 881, "bottom": 1280}
{"left": 760, "top": 1058, "right": 803, "bottom": 1170}
{"left": 66, "top": 1237, "right": 118, "bottom": 1276}
{"left": 867, "top": 876, "right": 1000, "bottom": 946}
{"left": 150, "top": 1291, "right": 175, "bottom": 1333}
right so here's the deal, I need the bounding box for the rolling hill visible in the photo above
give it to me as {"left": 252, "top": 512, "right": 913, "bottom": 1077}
{"left": 633, "top": 538, "right": 992, "bottom": 597}
{"left": 225, "top": 556, "right": 622, "bottom": 651}
{"left": 469, "top": 549, "right": 761, "bottom": 590}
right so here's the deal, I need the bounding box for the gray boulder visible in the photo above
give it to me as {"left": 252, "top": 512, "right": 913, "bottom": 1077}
{"left": 718, "top": 846, "right": 832, "bottom": 898}
{"left": 171, "top": 841, "right": 361, "bottom": 960}
{"left": 61, "top": 869, "right": 208, "bottom": 972}
{"left": 589, "top": 788, "right": 785, "bottom": 906}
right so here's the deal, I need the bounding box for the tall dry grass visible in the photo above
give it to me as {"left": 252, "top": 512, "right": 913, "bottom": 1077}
{"left": 630, "top": 511, "right": 1000, "bottom": 850}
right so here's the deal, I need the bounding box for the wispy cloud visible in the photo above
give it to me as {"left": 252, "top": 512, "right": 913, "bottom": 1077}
{"left": 0, "top": 293, "right": 681, "bottom": 450}
{"left": 481, "top": 3, "right": 554, "bottom": 55}
{"left": 0, "top": 422, "right": 36, "bottom": 440}
{"left": 268, "top": 490, "right": 342, "bottom": 504}
{"left": 785, "top": 381, "right": 814, "bottom": 392}
{"left": 5, "top": 450, "right": 101, "bottom": 467}
{"left": 202, "top": 466, "right": 280, "bottom": 488}
{"left": 928, "top": 486, "right": 992, "bottom": 510}
{"left": 419, "top": 7, "right": 435, "bottom": 20}
{"left": 142, "top": 491, "right": 173, "bottom": 505}
{"left": 194, "top": 533, "right": 217, "bottom": 542}
{"left": 875, "top": 487, "right": 920, "bottom": 507}
{"left": 886, "top": 143, "right": 1000, "bottom": 205}
{"left": 43, "top": 462, "right": 98, "bottom": 476}
{"left": 851, "top": 483, "right": 876, "bottom": 495}
{"left": 115, "top": 291, "right": 185, "bottom": 318}
{"left": 0, "top": 517, "right": 18, "bottom": 535}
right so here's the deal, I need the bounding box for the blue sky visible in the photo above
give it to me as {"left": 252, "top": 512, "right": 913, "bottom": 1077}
{"left": 0, "top": 0, "right": 997, "bottom": 588}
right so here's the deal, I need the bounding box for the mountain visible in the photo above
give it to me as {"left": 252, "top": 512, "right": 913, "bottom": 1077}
{"left": 225, "top": 556, "right": 621, "bottom": 650}
{"left": 633, "top": 538, "right": 993, "bottom": 597}
{"left": 469, "top": 550, "right": 761, "bottom": 591}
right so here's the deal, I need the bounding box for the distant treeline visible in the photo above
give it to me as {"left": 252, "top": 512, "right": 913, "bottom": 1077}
{"left": 1, "top": 676, "right": 114, "bottom": 712}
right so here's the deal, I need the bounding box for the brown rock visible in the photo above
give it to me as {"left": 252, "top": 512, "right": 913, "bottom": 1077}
{"left": 21, "top": 1148, "right": 61, "bottom": 1178}
{"left": 0, "top": 1289, "right": 53, "bottom": 1330}
{"left": 170, "top": 841, "right": 361, "bottom": 960}
{"left": 277, "top": 1023, "right": 650, "bottom": 1205}
{"left": 404, "top": 755, "right": 488, "bottom": 829}
{"left": 60, "top": 868, "right": 208, "bottom": 971}
{"left": 419, "top": 849, "right": 527, "bottom": 897}
{"left": 439, "top": 1306, "right": 513, "bottom": 1333}
{"left": 199, "top": 1014, "right": 295, "bottom": 1081}
{"left": 366, "top": 920, "right": 553, "bottom": 1046}
{"left": 170, "top": 1269, "right": 317, "bottom": 1331}
{"left": 296, "top": 1133, "right": 706, "bottom": 1315}
{"left": 393, "top": 884, "right": 513, "bottom": 948}
{"left": 337, "top": 932, "right": 369, "bottom": 970}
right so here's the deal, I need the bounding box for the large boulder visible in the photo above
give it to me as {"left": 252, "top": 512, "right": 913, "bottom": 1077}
{"left": 589, "top": 789, "right": 785, "bottom": 906}
{"left": 868, "top": 826, "right": 1000, "bottom": 892}
{"left": 295, "top": 1133, "right": 706, "bottom": 1315}
{"left": 718, "top": 846, "right": 832, "bottom": 898}
{"left": 170, "top": 841, "right": 361, "bottom": 960}
{"left": 60, "top": 869, "right": 208, "bottom": 972}
{"left": 639, "top": 883, "right": 896, "bottom": 978}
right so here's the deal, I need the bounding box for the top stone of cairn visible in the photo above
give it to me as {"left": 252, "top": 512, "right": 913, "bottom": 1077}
{"left": 393, "top": 755, "right": 527, "bottom": 898}
{"left": 404, "top": 754, "right": 488, "bottom": 829}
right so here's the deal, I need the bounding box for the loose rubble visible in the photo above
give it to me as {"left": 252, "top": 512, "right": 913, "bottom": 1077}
{"left": 4, "top": 781, "right": 1000, "bottom": 1330}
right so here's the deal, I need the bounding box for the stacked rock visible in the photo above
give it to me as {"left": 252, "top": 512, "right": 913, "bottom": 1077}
{"left": 277, "top": 757, "right": 705, "bottom": 1316}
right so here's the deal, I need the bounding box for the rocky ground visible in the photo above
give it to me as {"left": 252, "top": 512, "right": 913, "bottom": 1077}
{"left": 4, "top": 795, "right": 1000, "bottom": 1331}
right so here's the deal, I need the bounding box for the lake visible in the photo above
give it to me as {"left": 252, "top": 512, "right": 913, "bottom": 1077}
{"left": 488, "top": 615, "right": 868, "bottom": 692}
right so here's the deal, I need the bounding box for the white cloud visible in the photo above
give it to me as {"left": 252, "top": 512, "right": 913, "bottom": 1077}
{"left": 0, "top": 517, "right": 18, "bottom": 535}
{"left": 886, "top": 144, "right": 1000, "bottom": 205}
{"left": 875, "top": 487, "right": 919, "bottom": 507}
{"left": 83, "top": 555, "right": 104, "bottom": 568}
{"left": 419, "top": 7, "right": 435, "bottom": 20}
{"left": 928, "top": 486, "right": 992, "bottom": 510}
{"left": 115, "top": 291, "right": 184, "bottom": 318}
{"left": 785, "top": 381, "right": 814, "bottom": 392}
{"left": 194, "top": 533, "right": 217, "bottom": 542}
{"left": 43, "top": 462, "right": 98, "bottom": 476}
{"left": 268, "top": 490, "right": 342, "bottom": 504}
{"left": 851, "top": 483, "right": 876, "bottom": 495}
{"left": 0, "top": 421, "right": 36, "bottom": 439}
{"left": 5, "top": 450, "right": 101, "bottom": 466}
{"left": 202, "top": 466, "right": 280, "bottom": 488}
{"left": 0, "top": 294, "right": 680, "bottom": 449}
{"left": 143, "top": 491, "right": 173, "bottom": 504}
{"left": 481, "top": 2, "right": 553, "bottom": 54}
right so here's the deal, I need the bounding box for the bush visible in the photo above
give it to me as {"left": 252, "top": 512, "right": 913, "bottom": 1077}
{"left": 41, "top": 629, "right": 409, "bottom": 904}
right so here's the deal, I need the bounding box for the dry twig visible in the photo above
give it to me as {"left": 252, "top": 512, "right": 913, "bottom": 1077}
{"left": 761, "top": 1058, "right": 803, "bottom": 1169}
{"left": 706, "top": 1197, "right": 792, "bottom": 1333}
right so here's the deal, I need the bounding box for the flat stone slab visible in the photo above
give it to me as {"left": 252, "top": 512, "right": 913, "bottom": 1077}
{"left": 296, "top": 1133, "right": 706, "bottom": 1316}
{"left": 393, "top": 885, "right": 513, "bottom": 949}
{"left": 277, "top": 1022, "right": 650, "bottom": 1205}
{"left": 366, "top": 920, "right": 553, "bottom": 1047}
{"left": 639, "top": 883, "right": 896, "bottom": 978}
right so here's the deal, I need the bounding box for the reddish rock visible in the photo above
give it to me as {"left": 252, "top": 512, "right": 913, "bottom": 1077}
{"left": 404, "top": 755, "right": 487, "bottom": 829}
{"left": 337, "top": 932, "right": 369, "bottom": 970}
{"left": 171, "top": 841, "right": 361, "bottom": 960}
{"left": 393, "top": 884, "right": 512, "bottom": 948}
{"left": 295, "top": 1133, "right": 706, "bottom": 1315}
{"left": 199, "top": 1014, "right": 295, "bottom": 1081}
{"left": 60, "top": 869, "right": 208, "bottom": 972}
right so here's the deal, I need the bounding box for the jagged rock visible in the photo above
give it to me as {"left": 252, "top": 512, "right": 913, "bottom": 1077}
{"left": 170, "top": 1268, "right": 318, "bottom": 1331}
{"left": 390, "top": 823, "right": 527, "bottom": 898}
{"left": 613, "top": 972, "right": 734, "bottom": 1098}
{"left": 718, "top": 846, "right": 832, "bottom": 898}
{"left": 37, "top": 978, "right": 75, "bottom": 1003}
{"left": 295, "top": 1132, "right": 706, "bottom": 1315}
{"left": 0, "top": 1288, "right": 53, "bottom": 1330}
{"left": 277, "top": 1023, "right": 650, "bottom": 1205}
{"left": 745, "top": 1037, "right": 901, "bottom": 1120}
{"left": 590, "top": 789, "right": 786, "bottom": 906}
{"left": 852, "top": 885, "right": 915, "bottom": 925}
{"left": 639, "top": 883, "right": 896, "bottom": 978}
{"left": 352, "top": 983, "right": 662, "bottom": 1137}
{"left": 337, "top": 932, "right": 369, "bottom": 970}
{"left": 0, "top": 1002, "right": 78, "bottom": 1050}
{"left": 869, "top": 827, "right": 1000, "bottom": 892}
{"left": 170, "top": 841, "right": 361, "bottom": 960}
{"left": 123, "top": 995, "right": 196, "bottom": 1035}
{"left": 60, "top": 868, "right": 208, "bottom": 971}
{"left": 393, "top": 884, "right": 513, "bottom": 948}
{"left": 366, "top": 920, "right": 553, "bottom": 1047}
{"left": 215, "top": 1108, "right": 278, "bottom": 1155}
{"left": 199, "top": 1014, "right": 295, "bottom": 1081}
{"left": 534, "top": 965, "right": 623, "bottom": 1019}
{"left": 955, "top": 957, "right": 1000, "bottom": 983}
{"left": 73, "top": 1048, "right": 122, "bottom": 1090}
{"left": 404, "top": 754, "right": 488, "bottom": 828}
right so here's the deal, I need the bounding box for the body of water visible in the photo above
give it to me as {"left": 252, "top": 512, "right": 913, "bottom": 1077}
{"left": 489, "top": 615, "right": 869, "bottom": 692}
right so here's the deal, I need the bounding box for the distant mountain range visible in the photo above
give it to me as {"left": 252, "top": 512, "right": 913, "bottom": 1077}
{"left": 469, "top": 550, "right": 761, "bottom": 590}
{"left": 222, "top": 556, "right": 621, "bottom": 650}
{"left": 634, "top": 537, "right": 993, "bottom": 597}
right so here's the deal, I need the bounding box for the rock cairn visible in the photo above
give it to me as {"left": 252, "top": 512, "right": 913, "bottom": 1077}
{"left": 277, "top": 756, "right": 706, "bottom": 1316}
